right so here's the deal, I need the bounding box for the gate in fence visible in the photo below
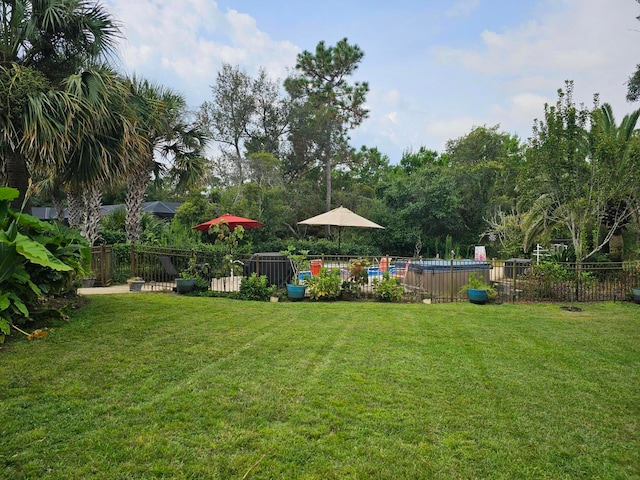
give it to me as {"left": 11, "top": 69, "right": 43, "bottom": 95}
{"left": 90, "top": 245, "right": 113, "bottom": 287}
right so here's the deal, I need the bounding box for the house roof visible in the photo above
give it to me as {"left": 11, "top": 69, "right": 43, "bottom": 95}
{"left": 32, "top": 201, "right": 182, "bottom": 221}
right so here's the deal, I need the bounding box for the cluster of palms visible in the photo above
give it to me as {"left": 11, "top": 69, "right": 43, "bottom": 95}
{"left": 0, "top": 0, "right": 208, "bottom": 245}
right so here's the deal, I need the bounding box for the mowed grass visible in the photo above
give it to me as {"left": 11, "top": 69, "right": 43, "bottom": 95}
{"left": 1, "top": 296, "right": 639, "bottom": 479}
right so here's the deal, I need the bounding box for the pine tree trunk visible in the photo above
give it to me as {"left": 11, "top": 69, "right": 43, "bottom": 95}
{"left": 325, "top": 154, "right": 332, "bottom": 238}
{"left": 325, "top": 154, "right": 332, "bottom": 212}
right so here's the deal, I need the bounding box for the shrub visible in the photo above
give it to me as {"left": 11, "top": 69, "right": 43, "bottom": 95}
{"left": 372, "top": 271, "right": 405, "bottom": 302}
{"left": 524, "top": 262, "right": 574, "bottom": 299}
{"left": 307, "top": 267, "right": 342, "bottom": 300}
{"left": 348, "top": 258, "right": 371, "bottom": 287}
{"left": 237, "top": 273, "right": 275, "bottom": 301}
{"left": 0, "top": 187, "right": 89, "bottom": 342}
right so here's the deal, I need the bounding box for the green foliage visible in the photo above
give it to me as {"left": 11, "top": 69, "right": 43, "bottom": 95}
{"left": 627, "top": 63, "right": 640, "bottom": 102}
{"left": 347, "top": 258, "right": 370, "bottom": 286}
{"left": 459, "top": 272, "right": 497, "bottom": 301}
{"left": 523, "top": 261, "right": 597, "bottom": 300}
{"left": 372, "top": 271, "right": 405, "bottom": 302}
{"left": 529, "top": 261, "right": 571, "bottom": 283}
{"left": 481, "top": 209, "right": 526, "bottom": 258}
{"left": 237, "top": 273, "right": 275, "bottom": 301}
{"left": 284, "top": 38, "right": 369, "bottom": 211}
{"left": 111, "top": 243, "right": 131, "bottom": 283}
{"left": 280, "top": 245, "right": 309, "bottom": 285}
{"left": 257, "top": 238, "right": 378, "bottom": 256}
{"left": 520, "top": 81, "right": 639, "bottom": 262}
{"left": 306, "top": 267, "right": 342, "bottom": 300}
{"left": 172, "top": 198, "right": 215, "bottom": 233}
{"left": 99, "top": 229, "right": 127, "bottom": 245}
{"left": 376, "top": 160, "right": 464, "bottom": 256}
{"left": 180, "top": 257, "right": 211, "bottom": 292}
{"left": 445, "top": 126, "right": 523, "bottom": 239}
{"left": 0, "top": 187, "right": 89, "bottom": 342}
{"left": 210, "top": 222, "right": 244, "bottom": 252}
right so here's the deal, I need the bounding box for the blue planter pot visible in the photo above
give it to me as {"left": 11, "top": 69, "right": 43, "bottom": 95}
{"left": 632, "top": 288, "right": 640, "bottom": 304}
{"left": 468, "top": 288, "right": 488, "bottom": 305}
{"left": 286, "top": 284, "right": 307, "bottom": 300}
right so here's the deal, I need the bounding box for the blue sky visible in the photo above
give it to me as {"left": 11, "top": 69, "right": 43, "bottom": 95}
{"left": 103, "top": 0, "right": 640, "bottom": 163}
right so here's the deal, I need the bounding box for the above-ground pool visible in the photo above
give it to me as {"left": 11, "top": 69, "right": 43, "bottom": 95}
{"left": 398, "top": 259, "right": 492, "bottom": 297}
{"left": 367, "top": 265, "right": 397, "bottom": 277}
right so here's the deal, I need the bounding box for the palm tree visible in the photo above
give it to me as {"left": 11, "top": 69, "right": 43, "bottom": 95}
{"left": 124, "top": 78, "right": 209, "bottom": 242}
{"left": 522, "top": 100, "right": 640, "bottom": 260}
{"left": 61, "top": 68, "right": 144, "bottom": 245}
{"left": 590, "top": 103, "right": 640, "bottom": 259}
{"left": 0, "top": 0, "right": 120, "bottom": 211}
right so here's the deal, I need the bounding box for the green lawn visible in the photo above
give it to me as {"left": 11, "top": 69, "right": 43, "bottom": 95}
{"left": 1, "top": 296, "right": 639, "bottom": 479}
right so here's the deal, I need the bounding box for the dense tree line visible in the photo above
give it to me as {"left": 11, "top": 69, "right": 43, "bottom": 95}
{"left": 2, "top": 1, "right": 639, "bottom": 263}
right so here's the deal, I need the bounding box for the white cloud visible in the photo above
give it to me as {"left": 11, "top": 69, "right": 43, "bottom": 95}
{"left": 386, "top": 112, "right": 399, "bottom": 124}
{"left": 424, "top": 116, "right": 481, "bottom": 146}
{"left": 105, "top": 0, "right": 298, "bottom": 106}
{"left": 103, "top": 0, "right": 640, "bottom": 161}
{"left": 427, "top": 0, "right": 640, "bottom": 148}
{"left": 510, "top": 93, "right": 550, "bottom": 112}
{"left": 445, "top": 0, "right": 480, "bottom": 18}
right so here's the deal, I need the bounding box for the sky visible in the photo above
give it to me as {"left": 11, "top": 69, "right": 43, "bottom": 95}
{"left": 103, "top": 0, "right": 640, "bottom": 164}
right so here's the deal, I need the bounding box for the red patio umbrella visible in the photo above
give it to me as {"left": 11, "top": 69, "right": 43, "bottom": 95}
{"left": 192, "top": 213, "right": 264, "bottom": 232}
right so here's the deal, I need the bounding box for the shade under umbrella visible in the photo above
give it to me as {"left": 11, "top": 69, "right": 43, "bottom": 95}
{"left": 192, "top": 213, "right": 264, "bottom": 232}
{"left": 298, "top": 206, "right": 384, "bottom": 253}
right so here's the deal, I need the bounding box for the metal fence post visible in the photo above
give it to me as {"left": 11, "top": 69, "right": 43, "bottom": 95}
{"left": 450, "top": 250, "right": 455, "bottom": 303}
{"left": 130, "top": 243, "right": 135, "bottom": 279}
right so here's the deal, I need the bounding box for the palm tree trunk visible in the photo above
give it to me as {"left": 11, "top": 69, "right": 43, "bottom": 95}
{"left": 4, "top": 148, "right": 31, "bottom": 213}
{"left": 67, "top": 185, "right": 84, "bottom": 229}
{"left": 82, "top": 182, "right": 103, "bottom": 246}
{"left": 125, "top": 161, "right": 152, "bottom": 243}
{"left": 0, "top": 155, "right": 6, "bottom": 185}
{"left": 52, "top": 191, "right": 66, "bottom": 224}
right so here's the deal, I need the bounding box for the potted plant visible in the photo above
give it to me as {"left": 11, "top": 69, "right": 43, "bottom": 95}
{"left": 127, "top": 276, "right": 145, "bottom": 292}
{"left": 176, "top": 258, "right": 198, "bottom": 294}
{"left": 281, "top": 246, "right": 309, "bottom": 300}
{"left": 459, "top": 272, "right": 497, "bottom": 304}
{"left": 80, "top": 270, "right": 96, "bottom": 288}
{"left": 176, "top": 258, "right": 211, "bottom": 294}
{"left": 632, "top": 287, "right": 640, "bottom": 304}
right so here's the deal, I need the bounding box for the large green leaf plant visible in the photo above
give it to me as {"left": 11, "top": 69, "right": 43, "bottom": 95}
{"left": 0, "top": 187, "right": 89, "bottom": 342}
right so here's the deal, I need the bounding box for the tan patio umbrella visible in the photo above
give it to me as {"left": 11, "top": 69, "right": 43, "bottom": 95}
{"left": 298, "top": 206, "right": 385, "bottom": 253}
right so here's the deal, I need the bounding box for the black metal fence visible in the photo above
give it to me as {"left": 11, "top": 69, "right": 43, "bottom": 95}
{"left": 102, "top": 245, "right": 640, "bottom": 303}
